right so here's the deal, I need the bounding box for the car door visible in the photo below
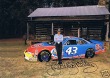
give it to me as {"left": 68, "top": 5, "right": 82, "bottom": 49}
{"left": 75, "top": 39, "right": 95, "bottom": 57}
{"left": 63, "top": 39, "right": 93, "bottom": 58}
{"left": 63, "top": 39, "right": 78, "bottom": 58}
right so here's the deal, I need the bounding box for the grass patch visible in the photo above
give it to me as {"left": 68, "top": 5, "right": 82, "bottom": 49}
{"left": 0, "top": 39, "right": 110, "bottom": 78}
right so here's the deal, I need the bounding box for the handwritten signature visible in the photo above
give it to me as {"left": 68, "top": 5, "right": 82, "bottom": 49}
{"left": 45, "top": 59, "right": 98, "bottom": 76}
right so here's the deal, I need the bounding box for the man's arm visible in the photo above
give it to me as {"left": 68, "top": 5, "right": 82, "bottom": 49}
{"left": 60, "top": 35, "right": 63, "bottom": 42}
{"left": 56, "top": 35, "right": 63, "bottom": 42}
{"left": 54, "top": 34, "right": 63, "bottom": 42}
{"left": 54, "top": 34, "right": 57, "bottom": 42}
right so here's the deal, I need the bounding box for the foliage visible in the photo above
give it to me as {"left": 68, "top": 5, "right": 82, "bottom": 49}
{"left": 0, "top": 0, "right": 108, "bottom": 38}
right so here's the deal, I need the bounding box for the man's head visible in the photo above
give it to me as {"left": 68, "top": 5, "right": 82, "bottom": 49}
{"left": 57, "top": 28, "right": 61, "bottom": 35}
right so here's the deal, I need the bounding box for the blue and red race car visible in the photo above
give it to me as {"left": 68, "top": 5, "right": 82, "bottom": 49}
{"left": 24, "top": 37, "right": 106, "bottom": 62}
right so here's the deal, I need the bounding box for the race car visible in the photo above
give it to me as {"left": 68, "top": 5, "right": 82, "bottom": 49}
{"left": 24, "top": 37, "right": 106, "bottom": 62}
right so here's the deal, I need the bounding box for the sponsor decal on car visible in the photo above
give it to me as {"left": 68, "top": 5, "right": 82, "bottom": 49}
{"left": 24, "top": 51, "right": 37, "bottom": 61}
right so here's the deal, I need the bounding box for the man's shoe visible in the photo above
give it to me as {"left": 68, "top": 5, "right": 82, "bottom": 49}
{"left": 58, "top": 61, "right": 62, "bottom": 64}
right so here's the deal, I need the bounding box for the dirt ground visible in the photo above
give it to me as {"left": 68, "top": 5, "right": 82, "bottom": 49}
{"left": 0, "top": 39, "right": 110, "bottom": 78}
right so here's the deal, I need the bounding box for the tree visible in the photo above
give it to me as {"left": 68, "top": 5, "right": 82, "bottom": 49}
{"left": 0, "top": 0, "right": 103, "bottom": 39}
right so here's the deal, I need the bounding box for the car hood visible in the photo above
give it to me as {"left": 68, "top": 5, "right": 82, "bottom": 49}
{"left": 31, "top": 42, "right": 53, "bottom": 48}
{"left": 26, "top": 42, "right": 54, "bottom": 53}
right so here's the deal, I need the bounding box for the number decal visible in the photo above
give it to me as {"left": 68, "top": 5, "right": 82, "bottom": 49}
{"left": 66, "top": 47, "right": 72, "bottom": 55}
{"left": 73, "top": 47, "right": 78, "bottom": 54}
{"left": 66, "top": 47, "right": 78, "bottom": 55}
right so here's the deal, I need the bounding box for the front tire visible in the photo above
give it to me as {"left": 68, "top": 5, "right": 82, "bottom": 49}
{"left": 85, "top": 48, "right": 95, "bottom": 58}
{"left": 38, "top": 51, "right": 51, "bottom": 62}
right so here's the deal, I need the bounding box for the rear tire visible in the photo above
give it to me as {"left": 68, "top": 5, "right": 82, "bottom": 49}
{"left": 85, "top": 48, "right": 95, "bottom": 58}
{"left": 38, "top": 51, "right": 51, "bottom": 62}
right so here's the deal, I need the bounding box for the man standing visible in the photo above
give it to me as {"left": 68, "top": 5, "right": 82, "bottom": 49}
{"left": 54, "top": 28, "right": 63, "bottom": 64}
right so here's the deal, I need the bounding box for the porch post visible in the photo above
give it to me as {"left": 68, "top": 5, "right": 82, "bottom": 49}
{"left": 78, "top": 28, "right": 80, "bottom": 37}
{"left": 27, "top": 22, "right": 29, "bottom": 40}
{"left": 52, "top": 22, "right": 54, "bottom": 35}
{"left": 106, "top": 22, "right": 109, "bottom": 41}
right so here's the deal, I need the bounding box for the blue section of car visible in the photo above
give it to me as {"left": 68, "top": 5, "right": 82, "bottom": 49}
{"left": 90, "top": 40, "right": 104, "bottom": 49}
{"left": 38, "top": 37, "right": 104, "bottom": 58}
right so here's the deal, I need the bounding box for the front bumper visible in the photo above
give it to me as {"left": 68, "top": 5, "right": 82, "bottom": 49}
{"left": 24, "top": 51, "right": 37, "bottom": 61}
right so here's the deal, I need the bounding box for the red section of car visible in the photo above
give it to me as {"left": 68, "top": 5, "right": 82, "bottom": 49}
{"left": 26, "top": 45, "right": 55, "bottom": 55}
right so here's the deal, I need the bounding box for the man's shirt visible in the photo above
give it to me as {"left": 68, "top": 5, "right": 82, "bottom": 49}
{"left": 54, "top": 34, "right": 63, "bottom": 43}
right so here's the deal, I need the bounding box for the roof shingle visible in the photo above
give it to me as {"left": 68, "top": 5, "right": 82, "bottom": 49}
{"left": 28, "top": 5, "right": 110, "bottom": 17}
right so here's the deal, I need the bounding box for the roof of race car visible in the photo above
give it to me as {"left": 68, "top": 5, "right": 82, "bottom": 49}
{"left": 62, "top": 37, "right": 84, "bottom": 44}
{"left": 64, "top": 36, "right": 83, "bottom": 40}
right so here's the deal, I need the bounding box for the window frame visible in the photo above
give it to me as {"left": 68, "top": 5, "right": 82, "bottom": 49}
{"left": 64, "top": 40, "right": 77, "bottom": 45}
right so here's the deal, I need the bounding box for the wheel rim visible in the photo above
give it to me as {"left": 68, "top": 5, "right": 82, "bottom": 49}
{"left": 87, "top": 49, "right": 94, "bottom": 57}
{"left": 41, "top": 52, "right": 50, "bottom": 61}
